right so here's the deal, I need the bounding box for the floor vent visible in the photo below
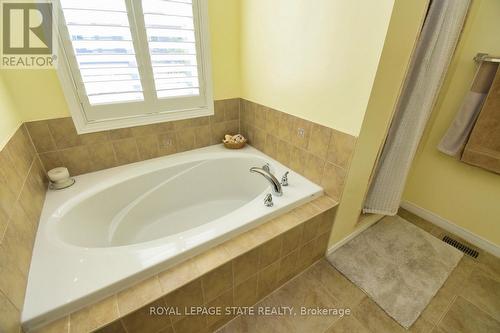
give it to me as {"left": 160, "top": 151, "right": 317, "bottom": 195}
{"left": 442, "top": 235, "right": 479, "bottom": 258}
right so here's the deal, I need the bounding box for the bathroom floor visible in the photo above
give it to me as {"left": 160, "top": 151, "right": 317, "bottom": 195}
{"left": 217, "top": 209, "right": 500, "bottom": 333}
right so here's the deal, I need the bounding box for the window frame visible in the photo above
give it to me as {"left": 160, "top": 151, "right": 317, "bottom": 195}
{"left": 55, "top": 0, "right": 214, "bottom": 134}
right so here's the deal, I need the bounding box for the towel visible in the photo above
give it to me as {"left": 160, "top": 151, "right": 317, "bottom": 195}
{"left": 461, "top": 66, "right": 500, "bottom": 174}
{"left": 438, "top": 61, "right": 499, "bottom": 157}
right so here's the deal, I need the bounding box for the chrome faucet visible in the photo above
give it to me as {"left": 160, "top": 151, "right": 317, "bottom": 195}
{"left": 249, "top": 166, "right": 283, "bottom": 196}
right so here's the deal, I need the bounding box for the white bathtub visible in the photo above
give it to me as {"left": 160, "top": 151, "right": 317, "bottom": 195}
{"left": 22, "top": 144, "right": 322, "bottom": 329}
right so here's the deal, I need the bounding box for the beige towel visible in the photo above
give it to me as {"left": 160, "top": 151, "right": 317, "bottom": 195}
{"left": 461, "top": 66, "right": 500, "bottom": 174}
{"left": 438, "top": 62, "right": 499, "bottom": 157}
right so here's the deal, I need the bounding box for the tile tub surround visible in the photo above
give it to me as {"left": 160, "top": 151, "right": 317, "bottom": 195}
{"left": 0, "top": 126, "right": 48, "bottom": 333}
{"left": 25, "top": 98, "right": 240, "bottom": 176}
{"left": 32, "top": 196, "right": 338, "bottom": 333}
{"left": 239, "top": 99, "right": 357, "bottom": 201}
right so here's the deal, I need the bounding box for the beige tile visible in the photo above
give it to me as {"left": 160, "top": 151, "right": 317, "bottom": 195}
{"left": 112, "top": 138, "right": 140, "bottom": 166}
{"left": 259, "top": 236, "right": 282, "bottom": 269}
{"left": 324, "top": 315, "right": 370, "bottom": 333}
{"left": 158, "top": 258, "right": 201, "bottom": 295}
{"left": 252, "top": 127, "right": 266, "bottom": 151}
{"left": 297, "top": 240, "right": 319, "bottom": 271}
{"left": 26, "top": 120, "right": 57, "bottom": 153}
{"left": 0, "top": 239, "right": 27, "bottom": 309}
{"left": 265, "top": 108, "right": 281, "bottom": 134}
{"left": 441, "top": 257, "right": 475, "bottom": 295}
{"left": 0, "top": 148, "right": 25, "bottom": 197}
{"left": 308, "top": 123, "right": 332, "bottom": 160}
{"left": 2, "top": 203, "right": 36, "bottom": 276}
{"left": 39, "top": 151, "right": 63, "bottom": 172}
{"left": 95, "top": 320, "right": 127, "bottom": 333}
{"left": 321, "top": 162, "right": 347, "bottom": 201}
{"left": 117, "top": 275, "right": 163, "bottom": 316}
{"left": 352, "top": 297, "right": 405, "bottom": 333}
{"left": 59, "top": 146, "right": 93, "bottom": 175}
{"left": 277, "top": 249, "right": 300, "bottom": 285}
{"left": 121, "top": 298, "right": 171, "bottom": 333}
{"left": 397, "top": 208, "right": 435, "bottom": 233}
{"left": 408, "top": 315, "right": 435, "bottom": 333}
{"left": 317, "top": 209, "right": 336, "bottom": 235}
{"left": 165, "top": 279, "right": 203, "bottom": 320}
{"left": 310, "top": 195, "right": 338, "bottom": 211}
{"left": 278, "top": 112, "right": 295, "bottom": 142}
{"left": 292, "top": 202, "right": 322, "bottom": 222}
{"left": 80, "top": 131, "right": 110, "bottom": 145}
{"left": 254, "top": 104, "right": 267, "bottom": 130}
{"left": 281, "top": 225, "right": 303, "bottom": 255}
{"left": 172, "top": 314, "right": 207, "bottom": 333}
{"left": 327, "top": 130, "right": 356, "bottom": 169}
{"left": 193, "top": 244, "right": 230, "bottom": 275}
{"left": 291, "top": 117, "right": 311, "bottom": 149}
{"left": 264, "top": 134, "right": 278, "bottom": 158}
{"left": 476, "top": 252, "right": 500, "bottom": 282}
{"left": 271, "top": 212, "right": 302, "bottom": 232}
{"left": 108, "top": 128, "right": 133, "bottom": 141}
{"left": 222, "top": 231, "right": 260, "bottom": 258}
{"left": 233, "top": 248, "right": 260, "bottom": 285}
{"left": 88, "top": 142, "right": 117, "bottom": 171}
{"left": 211, "top": 121, "right": 227, "bottom": 144}
{"left": 0, "top": 169, "right": 18, "bottom": 232}
{"left": 131, "top": 124, "right": 162, "bottom": 137}
{"left": 6, "top": 126, "right": 36, "bottom": 180}
{"left": 301, "top": 215, "right": 321, "bottom": 245}
{"left": 304, "top": 152, "right": 325, "bottom": 184}
{"left": 276, "top": 139, "right": 292, "bottom": 166}
{"left": 421, "top": 288, "right": 456, "bottom": 325}
{"left": 202, "top": 262, "right": 233, "bottom": 303}
{"left": 70, "top": 295, "right": 119, "bottom": 333}
{"left": 289, "top": 146, "right": 307, "bottom": 174}
{"left": 176, "top": 128, "right": 196, "bottom": 152}
{"left": 155, "top": 121, "right": 176, "bottom": 133}
{"left": 234, "top": 274, "right": 259, "bottom": 307}
{"left": 206, "top": 289, "right": 234, "bottom": 330}
{"left": 174, "top": 116, "right": 209, "bottom": 130}
{"left": 313, "top": 233, "right": 330, "bottom": 260}
{"left": 439, "top": 296, "right": 500, "bottom": 333}
{"left": 32, "top": 316, "right": 70, "bottom": 333}
{"left": 136, "top": 135, "right": 160, "bottom": 160}
{"left": 257, "top": 261, "right": 280, "bottom": 298}
{"left": 224, "top": 99, "right": 240, "bottom": 121}
{"left": 213, "top": 100, "right": 226, "bottom": 123}
{"left": 309, "top": 260, "right": 366, "bottom": 308}
{"left": 18, "top": 159, "right": 47, "bottom": 226}
{"left": 47, "top": 118, "right": 82, "bottom": 149}
{"left": 460, "top": 269, "right": 500, "bottom": 321}
{"left": 0, "top": 291, "right": 20, "bottom": 333}
{"left": 157, "top": 132, "right": 177, "bottom": 156}
{"left": 194, "top": 125, "right": 212, "bottom": 148}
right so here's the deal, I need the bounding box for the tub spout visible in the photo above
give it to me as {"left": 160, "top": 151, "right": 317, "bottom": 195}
{"left": 250, "top": 167, "right": 283, "bottom": 197}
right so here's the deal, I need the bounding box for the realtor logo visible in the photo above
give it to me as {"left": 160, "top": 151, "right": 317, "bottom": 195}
{"left": 1, "top": 0, "right": 57, "bottom": 68}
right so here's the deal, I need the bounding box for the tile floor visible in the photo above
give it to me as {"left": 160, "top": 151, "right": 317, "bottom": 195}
{"left": 216, "top": 209, "right": 500, "bottom": 333}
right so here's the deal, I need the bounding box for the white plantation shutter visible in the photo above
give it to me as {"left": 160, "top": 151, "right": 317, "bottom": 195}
{"left": 57, "top": 0, "right": 213, "bottom": 133}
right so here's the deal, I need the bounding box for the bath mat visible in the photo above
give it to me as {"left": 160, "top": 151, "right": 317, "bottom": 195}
{"left": 327, "top": 215, "right": 463, "bottom": 328}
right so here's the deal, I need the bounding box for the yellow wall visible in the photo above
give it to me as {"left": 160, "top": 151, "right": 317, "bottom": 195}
{"left": 403, "top": 0, "right": 500, "bottom": 246}
{"left": 0, "top": 0, "right": 241, "bottom": 123}
{"left": 239, "top": 0, "right": 395, "bottom": 136}
{"left": 0, "top": 72, "right": 23, "bottom": 149}
{"left": 329, "top": 0, "right": 429, "bottom": 246}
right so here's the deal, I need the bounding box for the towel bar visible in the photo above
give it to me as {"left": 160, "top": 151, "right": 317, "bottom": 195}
{"left": 474, "top": 53, "right": 500, "bottom": 63}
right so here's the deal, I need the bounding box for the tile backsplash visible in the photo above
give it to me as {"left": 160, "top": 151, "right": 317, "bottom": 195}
{"left": 26, "top": 98, "right": 240, "bottom": 176}
{"left": 240, "top": 99, "right": 357, "bottom": 200}
{"left": 0, "top": 126, "right": 48, "bottom": 333}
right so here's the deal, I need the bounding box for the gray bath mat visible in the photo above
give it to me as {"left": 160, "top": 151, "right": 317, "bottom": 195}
{"left": 327, "top": 215, "right": 463, "bottom": 328}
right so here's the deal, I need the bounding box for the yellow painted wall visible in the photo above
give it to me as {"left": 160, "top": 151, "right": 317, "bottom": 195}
{"left": 1, "top": 0, "right": 241, "bottom": 122}
{"left": 0, "top": 72, "right": 23, "bottom": 149}
{"left": 329, "top": 0, "right": 429, "bottom": 246}
{"left": 239, "top": 0, "right": 395, "bottom": 136}
{"left": 403, "top": 0, "right": 500, "bottom": 246}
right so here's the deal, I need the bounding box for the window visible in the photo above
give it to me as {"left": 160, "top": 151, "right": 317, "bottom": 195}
{"left": 56, "top": 0, "right": 213, "bottom": 133}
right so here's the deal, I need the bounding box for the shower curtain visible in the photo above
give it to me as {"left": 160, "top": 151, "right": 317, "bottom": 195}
{"left": 363, "top": 0, "right": 470, "bottom": 215}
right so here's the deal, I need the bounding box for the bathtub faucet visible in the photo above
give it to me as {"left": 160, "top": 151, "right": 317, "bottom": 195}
{"left": 249, "top": 166, "right": 283, "bottom": 197}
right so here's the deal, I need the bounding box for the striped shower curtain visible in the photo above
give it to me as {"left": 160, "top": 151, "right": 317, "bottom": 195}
{"left": 363, "top": 0, "right": 471, "bottom": 215}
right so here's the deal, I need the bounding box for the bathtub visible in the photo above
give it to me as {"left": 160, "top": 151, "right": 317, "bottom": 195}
{"left": 22, "top": 144, "right": 322, "bottom": 329}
